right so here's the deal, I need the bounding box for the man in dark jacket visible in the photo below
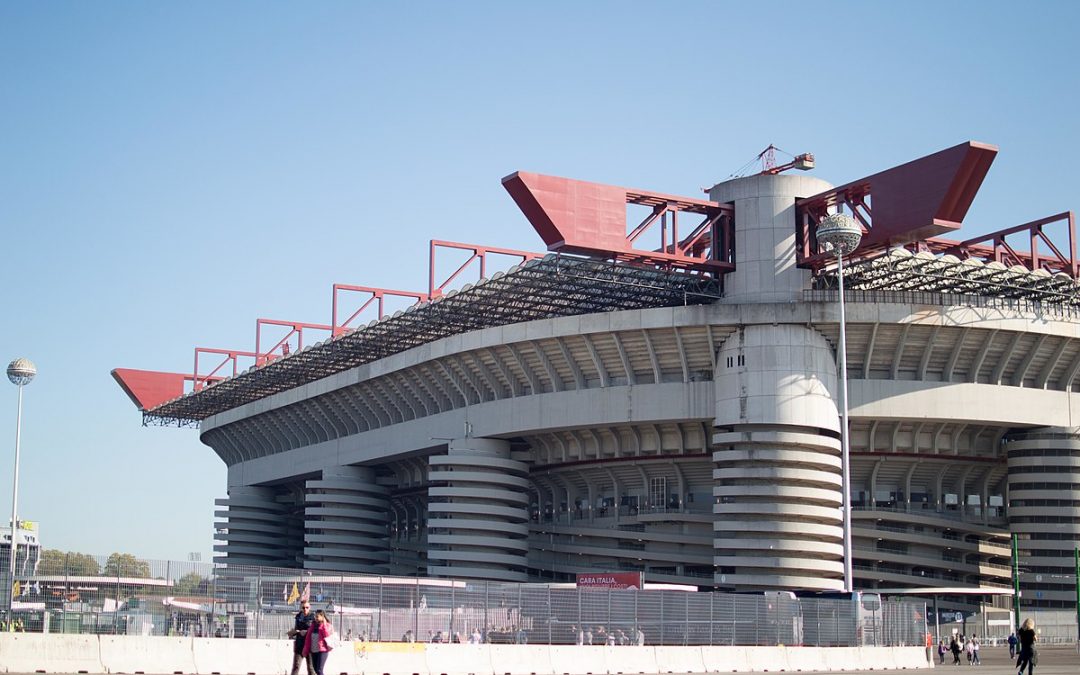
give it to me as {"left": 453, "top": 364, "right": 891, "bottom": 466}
{"left": 288, "top": 603, "right": 315, "bottom": 675}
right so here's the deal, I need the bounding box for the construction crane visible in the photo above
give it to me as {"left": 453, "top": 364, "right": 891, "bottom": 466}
{"left": 758, "top": 144, "right": 814, "bottom": 175}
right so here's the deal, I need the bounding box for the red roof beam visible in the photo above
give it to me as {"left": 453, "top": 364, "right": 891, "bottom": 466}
{"left": 501, "top": 171, "right": 734, "bottom": 272}
{"left": 428, "top": 239, "right": 543, "bottom": 298}
{"left": 111, "top": 368, "right": 194, "bottom": 411}
{"left": 254, "top": 318, "right": 334, "bottom": 364}
{"left": 193, "top": 347, "right": 258, "bottom": 391}
{"left": 930, "top": 211, "right": 1077, "bottom": 277}
{"left": 332, "top": 284, "right": 429, "bottom": 336}
{"left": 796, "top": 141, "right": 998, "bottom": 269}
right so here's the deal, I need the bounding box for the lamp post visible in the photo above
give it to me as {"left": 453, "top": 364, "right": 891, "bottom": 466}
{"left": 816, "top": 214, "right": 863, "bottom": 594}
{"left": 6, "top": 358, "right": 36, "bottom": 617}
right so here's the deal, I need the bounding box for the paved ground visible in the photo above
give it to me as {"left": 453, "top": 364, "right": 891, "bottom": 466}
{"left": 923, "top": 644, "right": 1078, "bottom": 675}
{"left": 7, "top": 644, "right": 1078, "bottom": 675}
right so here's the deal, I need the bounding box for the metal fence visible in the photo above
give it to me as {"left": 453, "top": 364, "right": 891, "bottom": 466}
{"left": 0, "top": 555, "right": 927, "bottom": 646}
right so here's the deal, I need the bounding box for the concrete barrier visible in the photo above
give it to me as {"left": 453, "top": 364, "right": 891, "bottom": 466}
{"left": 748, "top": 647, "right": 793, "bottom": 672}
{"left": 426, "top": 643, "right": 494, "bottom": 675}
{"left": 783, "top": 647, "right": 827, "bottom": 672}
{"left": 0, "top": 632, "right": 104, "bottom": 674}
{"left": 99, "top": 635, "right": 196, "bottom": 674}
{"left": 889, "top": 647, "right": 930, "bottom": 670}
{"left": 820, "top": 647, "right": 862, "bottom": 671}
{"left": 858, "top": 647, "right": 898, "bottom": 670}
{"left": 602, "top": 645, "right": 658, "bottom": 675}
{"left": 191, "top": 637, "right": 290, "bottom": 675}
{"left": 489, "top": 644, "right": 555, "bottom": 675}
{"left": 548, "top": 646, "right": 605, "bottom": 675}
{"left": 355, "top": 641, "right": 430, "bottom": 675}
{"left": 653, "top": 646, "right": 705, "bottom": 674}
{"left": 700, "top": 646, "right": 751, "bottom": 672}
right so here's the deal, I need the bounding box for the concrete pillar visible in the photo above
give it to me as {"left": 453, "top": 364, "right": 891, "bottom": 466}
{"left": 427, "top": 438, "right": 530, "bottom": 581}
{"left": 303, "top": 466, "right": 391, "bottom": 574}
{"left": 712, "top": 324, "right": 845, "bottom": 591}
{"left": 708, "top": 173, "right": 832, "bottom": 304}
{"left": 213, "top": 486, "right": 293, "bottom": 567}
{"left": 1004, "top": 426, "right": 1080, "bottom": 607}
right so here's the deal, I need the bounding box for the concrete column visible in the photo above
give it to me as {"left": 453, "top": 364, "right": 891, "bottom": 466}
{"left": 213, "top": 486, "right": 293, "bottom": 567}
{"left": 303, "top": 466, "right": 391, "bottom": 574}
{"left": 1004, "top": 427, "right": 1080, "bottom": 607}
{"left": 427, "top": 438, "right": 530, "bottom": 581}
{"left": 708, "top": 173, "right": 832, "bottom": 304}
{"left": 712, "top": 324, "right": 845, "bottom": 591}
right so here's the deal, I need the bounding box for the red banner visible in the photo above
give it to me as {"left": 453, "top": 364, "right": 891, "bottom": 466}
{"left": 575, "top": 572, "right": 643, "bottom": 590}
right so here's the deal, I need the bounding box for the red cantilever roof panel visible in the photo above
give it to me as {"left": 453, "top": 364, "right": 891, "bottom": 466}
{"left": 111, "top": 368, "right": 188, "bottom": 411}
{"left": 802, "top": 141, "right": 998, "bottom": 248}
{"left": 868, "top": 141, "right": 998, "bottom": 243}
{"left": 502, "top": 171, "right": 629, "bottom": 254}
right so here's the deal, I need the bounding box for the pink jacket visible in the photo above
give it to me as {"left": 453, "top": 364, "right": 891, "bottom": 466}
{"left": 302, "top": 622, "right": 334, "bottom": 656}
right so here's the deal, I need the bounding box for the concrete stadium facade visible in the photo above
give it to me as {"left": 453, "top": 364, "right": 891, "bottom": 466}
{"left": 200, "top": 173, "right": 1080, "bottom": 609}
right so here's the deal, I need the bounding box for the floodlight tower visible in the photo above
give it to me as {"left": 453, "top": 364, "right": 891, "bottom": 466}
{"left": 815, "top": 214, "right": 863, "bottom": 593}
{"left": 6, "top": 358, "right": 36, "bottom": 616}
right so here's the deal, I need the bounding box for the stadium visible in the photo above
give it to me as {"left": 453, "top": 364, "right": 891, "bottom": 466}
{"left": 114, "top": 141, "right": 1079, "bottom": 615}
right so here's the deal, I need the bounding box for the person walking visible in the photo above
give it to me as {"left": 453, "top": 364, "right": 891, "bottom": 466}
{"left": 1007, "top": 632, "right": 1017, "bottom": 658}
{"left": 302, "top": 610, "right": 336, "bottom": 675}
{"left": 971, "top": 635, "right": 980, "bottom": 665}
{"left": 1015, "top": 619, "right": 1037, "bottom": 675}
{"left": 937, "top": 640, "right": 946, "bottom": 664}
{"left": 949, "top": 635, "right": 962, "bottom": 665}
{"left": 288, "top": 602, "right": 315, "bottom": 675}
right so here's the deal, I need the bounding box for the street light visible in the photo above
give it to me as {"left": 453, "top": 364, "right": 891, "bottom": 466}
{"left": 816, "top": 214, "right": 863, "bottom": 594}
{"left": 6, "top": 358, "right": 36, "bottom": 617}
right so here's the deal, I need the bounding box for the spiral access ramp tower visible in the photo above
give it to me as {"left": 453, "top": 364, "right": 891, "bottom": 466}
{"left": 426, "top": 439, "right": 530, "bottom": 581}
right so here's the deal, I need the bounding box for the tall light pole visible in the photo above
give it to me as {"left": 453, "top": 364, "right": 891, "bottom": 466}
{"left": 816, "top": 214, "right": 863, "bottom": 594}
{"left": 6, "top": 358, "right": 36, "bottom": 617}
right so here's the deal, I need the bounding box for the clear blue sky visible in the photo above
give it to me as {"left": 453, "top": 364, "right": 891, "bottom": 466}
{"left": 1, "top": 2, "right": 1077, "bottom": 562}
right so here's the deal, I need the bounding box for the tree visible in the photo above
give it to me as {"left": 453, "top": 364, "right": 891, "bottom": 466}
{"left": 36, "top": 549, "right": 101, "bottom": 576}
{"left": 174, "top": 572, "right": 206, "bottom": 596}
{"left": 103, "top": 552, "right": 150, "bottom": 578}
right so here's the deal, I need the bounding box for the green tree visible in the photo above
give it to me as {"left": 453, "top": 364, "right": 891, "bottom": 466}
{"left": 103, "top": 552, "right": 150, "bottom": 578}
{"left": 174, "top": 572, "right": 205, "bottom": 596}
{"left": 36, "top": 549, "right": 101, "bottom": 576}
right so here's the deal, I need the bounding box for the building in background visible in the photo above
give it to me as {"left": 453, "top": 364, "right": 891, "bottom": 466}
{"left": 115, "top": 141, "right": 1080, "bottom": 615}
{"left": 1, "top": 520, "right": 42, "bottom": 580}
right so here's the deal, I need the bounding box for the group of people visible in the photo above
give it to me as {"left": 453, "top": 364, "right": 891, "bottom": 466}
{"left": 933, "top": 619, "right": 1038, "bottom": 675}
{"left": 938, "top": 634, "right": 981, "bottom": 665}
{"left": 572, "top": 625, "right": 645, "bottom": 646}
{"left": 289, "top": 602, "right": 336, "bottom": 675}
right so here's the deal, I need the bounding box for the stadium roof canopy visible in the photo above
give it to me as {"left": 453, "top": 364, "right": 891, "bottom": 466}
{"left": 137, "top": 255, "right": 722, "bottom": 426}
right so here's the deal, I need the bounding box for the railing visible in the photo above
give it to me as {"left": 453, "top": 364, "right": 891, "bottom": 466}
{"left": 0, "top": 555, "right": 928, "bottom": 647}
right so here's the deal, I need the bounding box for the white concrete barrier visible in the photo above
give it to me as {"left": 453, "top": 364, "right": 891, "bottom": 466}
{"left": 889, "top": 647, "right": 930, "bottom": 670}
{"left": 0, "top": 632, "right": 104, "bottom": 674}
{"left": 426, "top": 643, "right": 494, "bottom": 675}
{"left": 745, "top": 647, "right": 790, "bottom": 672}
{"left": 700, "top": 646, "right": 751, "bottom": 672}
{"left": 653, "top": 646, "right": 706, "bottom": 674}
{"left": 355, "top": 641, "right": 430, "bottom": 675}
{"left": 548, "top": 646, "right": 605, "bottom": 675}
{"left": 99, "top": 635, "right": 196, "bottom": 674}
{"left": 489, "top": 644, "right": 555, "bottom": 675}
{"left": 783, "top": 647, "right": 827, "bottom": 672}
{"left": 858, "top": 647, "right": 897, "bottom": 670}
{"left": 191, "top": 637, "right": 290, "bottom": 675}
{"left": 820, "top": 647, "right": 862, "bottom": 671}
{"left": 602, "top": 645, "right": 658, "bottom": 675}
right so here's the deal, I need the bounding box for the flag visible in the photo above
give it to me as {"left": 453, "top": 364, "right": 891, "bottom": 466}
{"left": 301, "top": 582, "right": 311, "bottom": 603}
{"left": 31, "top": 581, "right": 40, "bottom": 595}
{"left": 282, "top": 583, "right": 288, "bottom": 602}
{"left": 10, "top": 581, "right": 19, "bottom": 598}
{"left": 287, "top": 582, "right": 299, "bottom": 605}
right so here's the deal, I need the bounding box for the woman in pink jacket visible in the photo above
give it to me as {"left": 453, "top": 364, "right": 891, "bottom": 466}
{"left": 302, "top": 610, "right": 335, "bottom": 675}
